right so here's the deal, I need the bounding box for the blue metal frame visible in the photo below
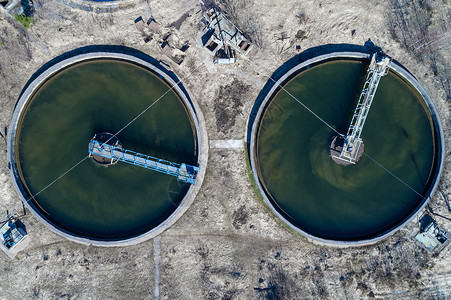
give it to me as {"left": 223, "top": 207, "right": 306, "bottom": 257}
{"left": 88, "top": 140, "right": 199, "bottom": 184}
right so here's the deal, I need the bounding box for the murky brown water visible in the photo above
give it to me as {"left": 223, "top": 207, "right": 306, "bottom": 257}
{"left": 17, "top": 60, "right": 197, "bottom": 240}
{"left": 257, "top": 60, "right": 436, "bottom": 240}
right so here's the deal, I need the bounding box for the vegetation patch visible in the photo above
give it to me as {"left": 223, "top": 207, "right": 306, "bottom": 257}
{"left": 295, "top": 30, "right": 307, "bottom": 41}
{"left": 14, "top": 15, "right": 34, "bottom": 29}
{"left": 214, "top": 79, "right": 248, "bottom": 134}
{"left": 387, "top": 0, "right": 450, "bottom": 100}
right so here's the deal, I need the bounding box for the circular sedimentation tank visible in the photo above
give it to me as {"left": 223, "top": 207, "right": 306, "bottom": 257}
{"left": 249, "top": 52, "right": 444, "bottom": 245}
{"left": 8, "top": 51, "right": 206, "bottom": 246}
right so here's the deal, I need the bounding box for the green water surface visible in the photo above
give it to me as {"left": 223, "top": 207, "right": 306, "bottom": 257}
{"left": 257, "top": 60, "right": 435, "bottom": 240}
{"left": 17, "top": 60, "right": 197, "bottom": 240}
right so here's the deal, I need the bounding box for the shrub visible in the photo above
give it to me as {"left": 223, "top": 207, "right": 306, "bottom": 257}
{"left": 14, "top": 15, "right": 33, "bottom": 29}
{"left": 295, "top": 30, "right": 307, "bottom": 41}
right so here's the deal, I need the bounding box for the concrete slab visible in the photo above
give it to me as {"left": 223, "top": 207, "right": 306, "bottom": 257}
{"left": 209, "top": 139, "right": 244, "bottom": 149}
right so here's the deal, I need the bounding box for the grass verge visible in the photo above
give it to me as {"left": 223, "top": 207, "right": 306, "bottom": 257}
{"left": 244, "top": 143, "right": 307, "bottom": 240}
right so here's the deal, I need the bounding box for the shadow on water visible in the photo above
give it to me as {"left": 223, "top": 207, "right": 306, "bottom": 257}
{"left": 246, "top": 40, "right": 414, "bottom": 148}
{"left": 402, "top": 128, "right": 427, "bottom": 187}
{"left": 410, "top": 151, "right": 427, "bottom": 188}
{"left": 16, "top": 45, "right": 195, "bottom": 116}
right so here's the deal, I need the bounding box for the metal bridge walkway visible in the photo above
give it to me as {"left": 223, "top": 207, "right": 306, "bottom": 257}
{"left": 88, "top": 139, "right": 199, "bottom": 184}
{"left": 339, "top": 53, "right": 391, "bottom": 164}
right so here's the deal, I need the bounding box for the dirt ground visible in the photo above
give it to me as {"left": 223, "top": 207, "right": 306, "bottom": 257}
{"left": 0, "top": 0, "right": 450, "bottom": 299}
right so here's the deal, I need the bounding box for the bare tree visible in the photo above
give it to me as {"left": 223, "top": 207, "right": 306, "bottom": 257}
{"left": 217, "top": 0, "right": 264, "bottom": 48}
{"left": 387, "top": 0, "right": 451, "bottom": 101}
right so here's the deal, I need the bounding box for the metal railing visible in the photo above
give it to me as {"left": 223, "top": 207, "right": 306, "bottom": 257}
{"left": 89, "top": 140, "right": 198, "bottom": 184}
{"left": 339, "top": 53, "right": 391, "bottom": 163}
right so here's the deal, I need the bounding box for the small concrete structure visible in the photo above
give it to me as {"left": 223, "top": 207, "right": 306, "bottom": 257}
{"left": 2, "top": 0, "right": 31, "bottom": 15}
{"left": 134, "top": 16, "right": 145, "bottom": 32}
{"left": 217, "top": 57, "right": 236, "bottom": 64}
{"left": 413, "top": 214, "right": 450, "bottom": 253}
{"left": 209, "top": 139, "right": 244, "bottom": 149}
{"left": 160, "top": 41, "right": 185, "bottom": 64}
{"left": 329, "top": 135, "right": 364, "bottom": 166}
{"left": 88, "top": 132, "right": 122, "bottom": 166}
{"left": 200, "top": 7, "right": 251, "bottom": 64}
{"left": 161, "top": 41, "right": 173, "bottom": 57}
{"left": 0, "top": 218, "right": 29, "bottom": 259}
{"left": 147, "top": 17, "right": 161, "bottom": 34}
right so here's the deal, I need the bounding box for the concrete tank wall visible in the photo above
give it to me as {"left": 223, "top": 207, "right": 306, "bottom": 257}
{"left": 7, "top": 51, "right": 209, "bottom": 247}
{"left": 248, "top": 51, "right": 445, "bottom": 247}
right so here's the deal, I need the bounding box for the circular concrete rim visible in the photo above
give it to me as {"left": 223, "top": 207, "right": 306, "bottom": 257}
{"left": 7, "top": 51, "right": 209, "bottom": 247}
{"left": 249, "top": 51, "right": 445, "bottom": 247}
{"left": 62, "top": 0, "right": 137, "bottom": 11}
